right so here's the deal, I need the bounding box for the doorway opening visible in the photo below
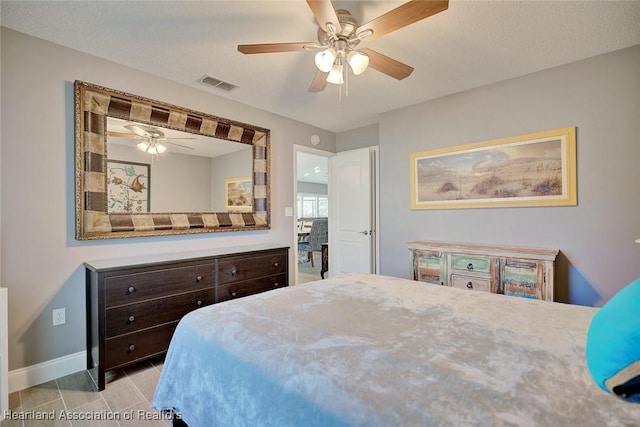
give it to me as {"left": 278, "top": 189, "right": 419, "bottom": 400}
{"left": 293, "top": 145, "right": 333, "bottom": 284}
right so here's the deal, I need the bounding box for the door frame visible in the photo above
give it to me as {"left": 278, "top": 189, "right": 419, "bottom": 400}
{"left": 292, "top": 145, "right": 335, "bottom": 284}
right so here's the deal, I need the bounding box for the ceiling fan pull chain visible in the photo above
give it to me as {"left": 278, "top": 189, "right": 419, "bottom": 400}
{"left": 345, "top": 64, "right": 349, "bottom": 97}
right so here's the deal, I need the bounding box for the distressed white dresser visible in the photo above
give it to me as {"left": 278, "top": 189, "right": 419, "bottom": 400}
{"left": 409, "top": 241, "right": 558, "bottom": 301}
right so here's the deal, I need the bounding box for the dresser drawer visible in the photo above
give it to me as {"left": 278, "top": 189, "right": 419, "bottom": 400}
{"left": 105, "top": 264, "right": 214, "bottom": 307}
{"left": 217, "top": 273, "right": 287, "bottom": 303}
{"left": 218, "top": 252, "right": 287, "bottom": 285}
{"left": 105, "top": 288, "right": 214, "bottom": 338}
{"left": 450, "top": 274, "right": 491, "bottom": 292}
{"left": 105, "top": 322, "right": 177, "bottom": 369}
{"left": 413, "top": 250, "right": 444, "bottom": 285}
{"left": 450, "top": 255, "right": 491, "bottom": 274}
{"left": 503, "top": 259, "right": 542, "bottom": 299}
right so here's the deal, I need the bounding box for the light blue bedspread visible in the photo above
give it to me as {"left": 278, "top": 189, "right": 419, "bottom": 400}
{"left": 152, "top": 273, "right": 640, "bottom": 426}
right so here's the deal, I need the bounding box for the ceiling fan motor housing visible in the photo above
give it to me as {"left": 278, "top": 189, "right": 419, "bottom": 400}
{"left": 317, "top": 9, "right": 361, "bottom": 48}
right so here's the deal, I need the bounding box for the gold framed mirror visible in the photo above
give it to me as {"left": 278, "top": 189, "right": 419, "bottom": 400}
{"left": 74, "top": 81, "right": 270, "bottom": 240}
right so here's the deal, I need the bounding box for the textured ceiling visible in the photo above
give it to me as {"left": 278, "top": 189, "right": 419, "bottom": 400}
{"left": 2, "top": 1, "right": 639, "bottom": 133}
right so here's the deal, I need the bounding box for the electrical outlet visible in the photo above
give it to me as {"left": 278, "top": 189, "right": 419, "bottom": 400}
{"left": 53, "top": 308, "right": 66, "bottom": 326}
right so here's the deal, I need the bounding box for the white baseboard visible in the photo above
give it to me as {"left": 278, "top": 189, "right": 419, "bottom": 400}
{"left": 8, "top": 351, "right": 86, "bottom": 393}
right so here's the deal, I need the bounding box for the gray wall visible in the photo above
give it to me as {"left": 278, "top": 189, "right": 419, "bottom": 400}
{"left": 297, "top": 182, "right": 328, "bottom": 195}
{"left": 0, "top": 28, "right": 336, "bottom": 371}
{"left": 376, "top": 45, "right": 640, "bottom": 306}
{"left": 336, "top": 124, "right": 379, "bottom": 152}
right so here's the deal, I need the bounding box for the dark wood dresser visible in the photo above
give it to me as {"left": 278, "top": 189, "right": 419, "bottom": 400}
{"left": 85, "top": 245, "right": 289, "bottom": 390}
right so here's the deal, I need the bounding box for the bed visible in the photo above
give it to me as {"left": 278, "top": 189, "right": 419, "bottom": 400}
{"left": 152, "top": 273, "right": 640, "bottom": 426}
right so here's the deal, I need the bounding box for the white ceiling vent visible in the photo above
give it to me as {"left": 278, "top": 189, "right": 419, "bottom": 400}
{"left": 199, "top": 75, "right": 238, "bottom": 92}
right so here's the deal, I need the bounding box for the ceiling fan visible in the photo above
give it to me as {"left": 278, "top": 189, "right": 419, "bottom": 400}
{"left": 238, "top": 0, "right": 448, "bottom": 92}
{"left": 108, "top": 124, "right": 196, "bottom": 155}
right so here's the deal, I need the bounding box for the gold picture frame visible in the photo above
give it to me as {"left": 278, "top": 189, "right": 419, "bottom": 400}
{"left": 225, "top": 176, "right": 253, "bottom": 212}
{"left": 410, "top": 127, "right": 577, "bottom": 210}
{"left": 106, "top": 160, "right": 150, "bottom": 213}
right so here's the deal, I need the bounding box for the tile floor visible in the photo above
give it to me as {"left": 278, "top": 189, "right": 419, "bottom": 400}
{"left": 1, "top": 357, "right": 169, "bottom": 427}
{"left": 297, "top": 250, "right": 323, "bottom": 284}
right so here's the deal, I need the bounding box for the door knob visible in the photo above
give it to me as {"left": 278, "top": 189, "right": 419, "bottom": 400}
{"left": 358, "top": 230, "right": 370, "bottom": 235}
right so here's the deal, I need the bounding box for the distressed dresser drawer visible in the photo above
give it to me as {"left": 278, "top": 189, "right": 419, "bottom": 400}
{"left": 106, "top": 288, "right": 215, "bottom": 338}
{"left": 105, "top": 264, "right": 214, "bottom": 307}
{"left": 218, "top": 251, "right": 287, "bottom": 285}
{"left": 450, "top": 255, "right": 492, "bottom": 274}
{"left": 450, "top": 274, "right": 491, "bottom": 292}
{"left": 502, "top": 259, "right": 543, "bottom": 299}
{"left": 412, "top": 250, "right": 444, "bottom": 285}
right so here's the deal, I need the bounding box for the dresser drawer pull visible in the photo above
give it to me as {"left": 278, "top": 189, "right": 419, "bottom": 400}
{"left": 128, "top": 316, "right": 135, "bottom": 323}
{"left": 127, "top": 286, "right": 135, "bottom": 294}
{"left": 274, "top": 283, "right": 279, "bottom": 288}
{"left": 467, "top": 263, "right": 474, "bottom": 271}
{"left": 195, "top": 275, "right": 202, "bottom": 283}
{"left": 274, "top": 262, "right": 279, "bottom": 268}
{"left": 231, "top": 291, "right": 237, "bottom": 297}
{"left": 230, "top": 269, "right": 237, "bottom": 277}
{"left": 128, "top": 344, "right": 135, "bottom": 352}
{"left": 197, "top": 300, "right": 202, "bottom": 306}
{"left": 467, "top": 281, "right": 473, "bottom": 289}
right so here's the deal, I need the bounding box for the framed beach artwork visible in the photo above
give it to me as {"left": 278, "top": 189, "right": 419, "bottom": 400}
{"left": 225, "top": 176, "right": 253, "bottom": 212}
{"left": 410, "top": 127, "right": 576, "bottom": 210}
{"left": 107, "top": 160, "right": 150, "bottom": 213}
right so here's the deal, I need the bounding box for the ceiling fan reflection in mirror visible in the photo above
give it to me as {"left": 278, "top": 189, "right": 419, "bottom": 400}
{"left": 108, "top": 124, "right": 196, "bottom": 155}
{"left": 238, "top": 0, "right": 448, "bottom": 92}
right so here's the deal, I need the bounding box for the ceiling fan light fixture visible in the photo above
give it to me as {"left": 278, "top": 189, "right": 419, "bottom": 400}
{"left": 137, "top": 141, "right": 150, "bottom": 152}
{"left": 326, "top": 62, "right": 344, "bottom": 85}
{"left": 137, "top": 140, "right": 167, "bottom": 155}
{"left": 347, "top": 50, "right": 369, "bottom": 75}
{"left": 315, "top": 48, "right": 337, "bottom": 73}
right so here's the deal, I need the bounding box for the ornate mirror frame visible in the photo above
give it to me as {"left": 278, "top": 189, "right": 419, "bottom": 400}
{"left": 74, "top": 80, "right": 270, "bottom": 240}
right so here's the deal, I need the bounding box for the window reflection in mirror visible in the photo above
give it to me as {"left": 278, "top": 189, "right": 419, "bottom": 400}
{"left": 106, "top": 117, "right": 253, "bottom": 214}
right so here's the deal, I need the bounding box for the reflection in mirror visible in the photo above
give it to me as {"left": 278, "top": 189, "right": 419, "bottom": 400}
{"left": 107, "top": 117, "right": 253, "bottom": 213}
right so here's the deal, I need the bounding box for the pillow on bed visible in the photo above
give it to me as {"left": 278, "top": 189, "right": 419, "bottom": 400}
{"left": 586, "top": 277, "right": 640, "bottom": 403}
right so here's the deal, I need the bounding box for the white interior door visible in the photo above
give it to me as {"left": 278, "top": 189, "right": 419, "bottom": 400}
{"left": 329, "top": 147, "right": 377, "bottom": 276}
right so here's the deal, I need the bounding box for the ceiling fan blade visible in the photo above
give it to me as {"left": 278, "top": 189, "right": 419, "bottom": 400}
{"left": 360, "top": 48, "right": 414, "bottom": 80}
{"left": 238, "top": 42, "right": 317, "bottom": 54}
{"left": 356, "top": 0, "right": 448, "bottom": 42}
{"left": 306, "top": 0, "right": 342, "bottom": 34}
{"left": 107, "top": 131, "right": 143, "bottom": 139}
{"left": 309, "top": 70, "right": 329, "bottom": 92}
{"left": 124, "top": 124, "right": 160, "bottom": 138}
{"left": 166, "top": 141, "right": 196, "bottom": 150}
